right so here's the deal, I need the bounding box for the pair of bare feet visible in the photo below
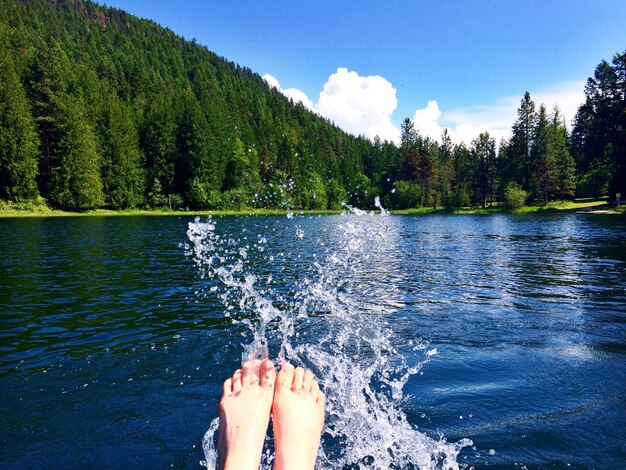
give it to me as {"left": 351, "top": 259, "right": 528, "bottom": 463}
{"left": 218, "top": 359, "right": 325, "bottom": 470}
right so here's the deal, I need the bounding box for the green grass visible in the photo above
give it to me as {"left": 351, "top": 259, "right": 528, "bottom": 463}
{"left": 391, "top": 197, "right": 620, "bottom": 215}
{"left": 509, "top": 197, "right": 609, "bottom": 213}
{"left": 611, "top": 204, "right": 626, "bottom": 215}
{"left": 0, "top": 200, "right": 342, "bottom": 218}
{"left": 1, "top": 197, "right": 622, "bottom": 218}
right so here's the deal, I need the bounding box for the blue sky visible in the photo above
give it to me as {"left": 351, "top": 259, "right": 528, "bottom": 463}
{"left": 103, "top": 0, "right": 626, "bottom": 144}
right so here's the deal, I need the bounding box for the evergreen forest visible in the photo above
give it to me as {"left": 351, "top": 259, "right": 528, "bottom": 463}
{"left": 0, "top": 0, "right": 624, "bottom": 211}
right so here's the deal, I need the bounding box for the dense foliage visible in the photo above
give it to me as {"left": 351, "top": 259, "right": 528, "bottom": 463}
{"left": 571, "top": 52, "right": 626, "bottom": 201}
{"left": 0, "top": 0, "right": 623, "bottom": 211}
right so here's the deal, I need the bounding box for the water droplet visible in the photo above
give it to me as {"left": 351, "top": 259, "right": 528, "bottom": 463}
{"left": 186, "top": 206, "right": 470, "bottom": 467}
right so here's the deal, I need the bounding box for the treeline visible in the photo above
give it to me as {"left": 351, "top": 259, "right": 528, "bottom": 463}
{"left": 0, "top": 0, "right": 623, "bottom": 211}
{"left": 387, "top": 94, "right": 577, "bottom": 210}
{"left": 0, "top": 0, "right": 369, "bottom": 211}
{"left": 382, "top": 51, "right": 624, "bottom": 210}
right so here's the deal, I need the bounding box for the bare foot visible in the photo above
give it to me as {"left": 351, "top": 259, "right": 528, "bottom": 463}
{"left": 272, "top": 363, "right": 325, "bottom": 470}
{"left": 218, "top": 359, "right": 276, "bottom": 470}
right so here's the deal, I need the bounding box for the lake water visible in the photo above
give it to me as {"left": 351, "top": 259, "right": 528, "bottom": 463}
{"left": 1, "top": 212, "right": 625, "bottom": 469}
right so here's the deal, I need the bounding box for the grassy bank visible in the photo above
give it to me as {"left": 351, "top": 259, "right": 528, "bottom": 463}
{"left": 0, "top": 201, "right": 341, "bottom": 218}
{"left": 1, "top": 198, "right": 623, "bottom": 218}
{"left": 392, "top": 197, "right": 624, "bottom": 215}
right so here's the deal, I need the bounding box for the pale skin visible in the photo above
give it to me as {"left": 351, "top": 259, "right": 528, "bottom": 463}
{"left": 217, "top": 359, "right": 325, "bottom": 470}
{"left": 272, "top": 362, "right": 326, "bottom": 470}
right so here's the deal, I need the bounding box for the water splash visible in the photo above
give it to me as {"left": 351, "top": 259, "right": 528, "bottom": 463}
{"left": 200, "top": 417, "right": 219, "bottom": 469}
{"left": 374, "top": 196, "right": 389, "bottom": 216}
{"left": 186, "top": 206, "right": 471, "bottom": 469}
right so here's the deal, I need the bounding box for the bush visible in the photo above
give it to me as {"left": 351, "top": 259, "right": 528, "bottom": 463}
{"left": 577, "top": 165, "right": 611, "bottom": 198}
{"left": 187, "top": 178, "right": 211, "bottom": 208}
{"left": 148, "top": 179, "right": 168, "bottom": 208}
{"left": 260, "top": 181, "right": 292, "bottom": 209}
{"left": 389, "top": 180, "right": 422, "bottom": 209}
{"left": 223, "top": 187, "right": 249, "bottom": 211}
{"left": 504, "top": 182, "right": 527, "bottom": 209}
{"left": 167, "top": 193, "right": 184, "bottom": 211}
{"left": 446, "top": 186, "right": 471, "bottom": 208}
{"left": 347, "top": 173, "right": 376, "bottom": 209}
{"left": 295, "top": 173, "right": 328, "bottom": 210}
{"left": 326, "top": 178, "right": 348, "bottom": 209}
{"left": 5, "top": 195, "right": 47, "bottom": 211}
{"left": 207, "top": 190, "right": 226, "bottom": 210}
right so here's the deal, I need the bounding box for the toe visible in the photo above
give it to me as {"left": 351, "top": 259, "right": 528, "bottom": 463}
{"left": 241, "top": 360, "right": 255, "bottom": 386}
{"left": 311, "top": 379, "right": 320, "bottom": 396}
{"left": 223, "top": 378, "right": 232, "bottom": 396}
{"left": 259, "top": 359, "right": 276, "bottom": 389}
{"left": 303, "top": 370, "right": 314, "bottom": 392}
{"left": 292, "top": 366, "right": 305, "bottom": 392}
{"left": 232, "top": 369, "right": 242, "bottom": 393}
{"left": 276, "top": 362, "right": 295, "bottom": 390}
{"left": 317, "top": 389, "right": 326, "bottom": 407}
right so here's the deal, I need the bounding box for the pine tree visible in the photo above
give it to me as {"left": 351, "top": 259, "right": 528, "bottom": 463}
{"left": 49, "top": 97, "right": 104, "bottom": 210}
{"left": 531, "top": 104, "right": 556, "bottom": 204}
{"left": 400, "top": 118, "right": 428, "bottom": 205}
{"left": 141, "top": 93, "right": 177, "bottom": 201}
{"left": 100, "top": 93, "right": 145, "bottom": 209}
{"left": 27, "top": 42, "right": 70, "bottom": 194}
{"left": 611, "top": 51, "right": 626, "bottom": 199}
{"left": 0, "top": 45, "right": 40, "bottom": 201}
{"left": 222, "top": 137, "right": 260, "bottom": 203}
{"left": 435, "top": 129, "right": 454, "bottom": 208}
{"left": 572, "top": 51, "right": 626, "bottom": 199}
{"left": 175, "top": 90, "right": 222, "bottom": 208}
{"left": 497, "top": 138, "right": 509, "bottom": 200}
{"left": 549, "top": 107, "right": 576, "bottom": 199}
{"left": 507, "top": 92, "right": 536, "bottom": 191}
{"left": 471, "top": 132, "right": 496, "bottom": 208}
{"left": 445, "top": 143, "right": 471, "bottom": 207}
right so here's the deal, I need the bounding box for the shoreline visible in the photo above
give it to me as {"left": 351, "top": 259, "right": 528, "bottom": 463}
{"left": 0, "top": 205, "right": 342, "bottom": 218}
{"left": 0, "top": 198, "right": 622, "bottom": 218}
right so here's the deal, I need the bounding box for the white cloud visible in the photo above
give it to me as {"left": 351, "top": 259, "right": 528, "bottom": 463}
{"left": 265, "top": 70, "right": 586, "bottom": 148}
{"left": 264, "top": 69, "right": 401, "bottom": 143}
{"left": 410, "top": 100, "right": 509, "bottom": 146}
{"left": 262, "top": 73, "right": 281, "bottom": 90}
{"left": 531, "top": 80, "right": 586, "bottom": 127}
{"left": 317, "top": 68, "right": 400, "bottom": 143}
{"left": 283, "top": 87, "right": 314, "bottom": 110}
{"left": 262, "top": 73, "right": 314, "bottom": 110}
{"left": 412, "top": 100, "right": 443, "bottom": 141}
{"left": 444, "top": 102, "right": 517, "bottom": 142}
{"left": 412, "top": 80, "right": 586, "bottom": 146}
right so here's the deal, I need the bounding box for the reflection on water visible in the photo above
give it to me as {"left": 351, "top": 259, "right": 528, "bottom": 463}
{"left": 0, "top": 213, "right": 625, "bottom": 468}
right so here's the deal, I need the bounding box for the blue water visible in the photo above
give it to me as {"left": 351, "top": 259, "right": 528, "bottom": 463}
{"left": 1, "top": 213, "right": 625, "bottom": 468}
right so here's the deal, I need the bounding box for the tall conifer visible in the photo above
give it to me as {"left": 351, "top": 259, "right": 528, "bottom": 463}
{"left": 549, "top": 107, "right": 576, "bottom": 199}
{"left": 507, "top": 92, "right": 536, "bottom": 191}
{"left": 50, "top": 97, "right": 104, "bottom": 210}
{"left": 0, "top": 45, "right": 40, "bottom": 201}
{"left": 531, "top": 104, "right": 556, "bottom": 204}
{"left": 100, "top": 93, "right": 145, "bottom": 209}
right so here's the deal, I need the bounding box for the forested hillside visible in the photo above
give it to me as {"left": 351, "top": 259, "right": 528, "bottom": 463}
{"left": 0, "top": 0, "right": 623, "bottom": 211}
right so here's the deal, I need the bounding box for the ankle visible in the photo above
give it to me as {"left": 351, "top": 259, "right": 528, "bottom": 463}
{"left": 273, "top": 441, "right": 317, "bottom": 470}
